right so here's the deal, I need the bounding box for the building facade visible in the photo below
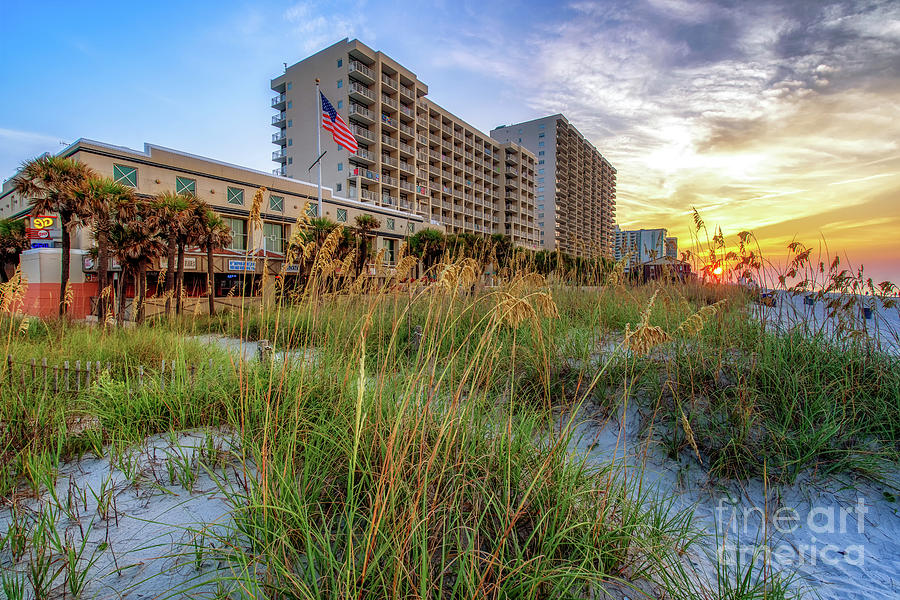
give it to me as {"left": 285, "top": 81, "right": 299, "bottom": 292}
{"left": 490, "top": 115, "right": 616, "bottom": 257}
{"left": 613, "top": 226, "right": 673, "bottom": 267}
{"left": 0, "top": 139, "right": 429, "bottom": 318}
{"left": 270, "top": 38, "right": 539, "bottom": 249}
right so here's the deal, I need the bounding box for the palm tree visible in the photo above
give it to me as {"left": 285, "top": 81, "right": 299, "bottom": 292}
{"left": 354, "top": 214, "right": 381, "bottom": 274}
{"left": 108, "top": 201, "right": 166, "bottom": 325}
{"left": 75, "top": 177, "right": 137, "bottom": 319}
{"left": 173, "top": 195, "right": 203, "bottom": 315}
{"left": 408, "top": 228, "right": 446, "bottom": 273}
{"left": 194, "top": 207, "right": 232, "bottom": 315}
{"left": 12, "top": 155, "right": 96, "bottom": 316}
{"left": 0, "top": 218, "right": 27, "bottom": 283}
{"left": 151, "top": 192, "right": 193, "bottom": 317}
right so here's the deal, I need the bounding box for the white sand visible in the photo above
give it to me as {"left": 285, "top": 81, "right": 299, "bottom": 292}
{"left": 565, "top": 400, "right": 900, "bottom": 599}
{"left": 0, "top": 430, "right": 258, "bottom": 599}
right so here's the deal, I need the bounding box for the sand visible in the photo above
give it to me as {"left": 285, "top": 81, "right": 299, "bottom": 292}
{"left": 0, "top": 430, "right": 258, "bottom": 599}
{"left": 566, "top": 399, "right": 900, "bottom": 599}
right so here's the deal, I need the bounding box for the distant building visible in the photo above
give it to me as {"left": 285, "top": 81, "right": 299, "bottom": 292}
{"left": 613, "top": 226, "right": 668, "bottom": 267}
{"left": 665, "top": 236, "right": 677, "bottom": 260}
{"left": 629, "top": 256, "right": 692, "bottom": 282}
{"left": 490, "top": 115, "right": 616, "bottom": 257}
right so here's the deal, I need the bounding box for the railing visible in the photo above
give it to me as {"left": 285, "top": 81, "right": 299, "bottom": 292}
{"left": 349, "top": 104, "right": 375, "bottom": 121}
{"left": 352, "top": 148, "right": 375, "bottom": 161}
{"left": 271, "top": 112, "right": 286, "bottom": 124}
{"left": 350, "top": 124, "right": 375, "bottom": 142}
{"left": 381, "top": 74, "right": 397, "bottom": 89}
{"left": 349, "top": 81, "right": 375, "bottom": 101}
{"left": 381, "top": 154, "right": 398, "bottom": 167}
{"left": 399, "top": 104, "right": 414, "bottom": 118}
{"left": 272, "top": 149, "right": 286, "bottom": 159}
{"left": 349, "top": 60, "right": 376, "bottom": 81}
{"left": 271, "top": 93, "right": 286, "bottom": 107}
{"left": 399, "top": 123, "right": 415, "bottom": 136}
{"left": 399, "top": 83, "right": 414, "bottom": 98}
{"left": 381, "top": 135, "right": 397, "bottom": 148}
{"left": 359, "top": 188, "right": 378, "bottom": 202}
{"left": 272, "top": 131, "right": 286, "bottom": 142}
{"left": 398, "top": 141, "right": 415, "bottom": 155}
{"left": 381, "top": 94, "right": 398, "bottom": 109}
{"left": 398, "top": 160, "right": 413, "bottom": 172}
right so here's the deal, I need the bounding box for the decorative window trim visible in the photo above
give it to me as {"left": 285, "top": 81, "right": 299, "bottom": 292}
{"left": 306, "top": 204, "right": 318, "bottom": 217}
{"left": 227, "top": 187, "right": 244, "bottom": 205}
{"left": 336, "top": 208, "right": 348, "bottom": 222}
{"left": 113, "top": 164, "right": 137, "bottom": 187}
{"left": 175, "top": 176, "right": 196, "bottom": 196}
{"left": 269, "top": 195, "right": 284, "bottom": 212}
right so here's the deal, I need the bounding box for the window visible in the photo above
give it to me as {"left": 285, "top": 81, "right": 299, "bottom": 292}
{"left": 306, "top": 203, "right": 318, "bottom": 217}
{"left": 287, "top": 139, "right": 292, "bottom": 146}
{"left": 537, "top": 186, "right": 545, "bottom": 193}
{"left": 517, "top": 138, "right": 522, "bottom": 143}
{"left": 337, "top": 100, "right": 343, "bottom": 109}
{"left": 538, "top": 221, "right": 544, "bottom": 227}
{"left": 337, "top": 58, "right": 343, "bottom": 68}
{"left": 386, "top": 218, "right": 395, "bottom": 230}
{"left": 175, "top": 176, "right": 196, "bottom": 196}
{"left": 539, "top": 133, "right": 545, "bottom": 138}
{"left": 538, "top": 141, "right": 545, "bottom": 147}
{"left": 408, "top": 222, "right": 415, "bottom": 233}
{"left": 287, "top": 101, "right": 292, "bottom": 109}
{"left": 336, "top": 183, "right": 342, "bottom": 191}
{"left": 287, "top": 82, "right": 292, "bottom": 90}
{"left": 113, "top": 164, "right": 137, "bottom": 187}
{"left": 539, "top": 151, "right": 545, "bottom": 156}
{"left": 538, "top": 177, "right": 544, "bottom": 183}
{"left": 227, "top": 187, "right": 244, "bottom": 205}
{"left": 538, "top": 204, "right": 544, "bottom": 210}
{"left": 337, "top": 79, "right": 343, "bottom": 88}
{"left": 383, "top": 238, "right": 396, "bottom": 264}
{"left": 538, "top": 195, "right": 544, "bottom": 201}
{"left": 517, "top": 128, "right": 522, "bottom": 133}
{"left": 539, "top": 124, "right": 545, "bottom": 129}
{"left": 336, "top": 208, "right": 348, "bottom": 222}
{"left": 538, "top": 168, "right": 545, "bottom": 174}
{"left": 224, "top": 217, "right": 246, "bottom": 250}
{"left": 269, "top": 195, "right": 284, "bottom": 212}
{"left": 538, "top": 213, "right": 544, "bottom": 218}
{"left": 538, "top": 159, "right": 544, "bottom": 165}
{"left": 287, "top": 119, "right": 292, "bottom": 127}
{"left": 337, "top": 162, "right": 343, "bottom": 171}
{"left": 263, "top": 222, "right": 284, "bottom": 253}
{"left": 287, "top": 157, "right": 293, "bottom": 165}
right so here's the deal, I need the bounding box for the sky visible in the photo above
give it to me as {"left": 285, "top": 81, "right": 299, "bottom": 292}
{"left": 2, "top": 0, "right": 898, "bottom": 283}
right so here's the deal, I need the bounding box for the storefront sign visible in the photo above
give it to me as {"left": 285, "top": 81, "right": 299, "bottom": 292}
{"left": 30, "top": 241, "right": 51, "bottom": 249}
{"left": 228, "top": 260, "right": 256, "bottom": 272}
{"left": 284, "top": 264, "right": 300, "bottom": 273}
{"left": 160, "top": 257, "right": 198, "bottom": 270}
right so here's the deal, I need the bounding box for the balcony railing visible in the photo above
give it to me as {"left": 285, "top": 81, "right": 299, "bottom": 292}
{"left": 381, "top": 135, "right": 397, "bottom": 148}
{"left": 272, "top": 131, "right": 286, "bottom": 143}
{"left": 350, "top": 123, "right": 375, "bottom": 143}
{"left": 348, "top": 60, "right": 376, "bottom": 83}
{"left": 381, "top": 94, "right": 398, "bottom": 109}
{"left": 349, "top": 81, "right": 375, "bottom": 102}
{"left": 272, "top": 149, "right": 287, "bottom": 160}
{"left": 349, "top": 103, "right": 376, "bottom": 123}
{"left": 381, "top": 74, "right": 397, "bottom": 89}
{"left": 271, "top": 93, "right": 286, "bottom": 107}
{"left": 272, "top": 112, "right": 286, "bottom": 125}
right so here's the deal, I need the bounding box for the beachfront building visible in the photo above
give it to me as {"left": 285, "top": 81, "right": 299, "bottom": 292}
{"left": 0, "top": 138, "right": 429, "bottom": 318}
{"left": 270, "top": 38, "right": 540, "bottom": 250}
{"left": 490, "top": 115, "right": 617, "bottom": 257}
{"left": 613, "top": 226, "right": 670, "bottom": 267}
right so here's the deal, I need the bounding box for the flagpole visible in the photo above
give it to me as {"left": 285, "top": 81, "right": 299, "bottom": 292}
{"left": 315, "top": 78, "right": 323, "bottom": 217}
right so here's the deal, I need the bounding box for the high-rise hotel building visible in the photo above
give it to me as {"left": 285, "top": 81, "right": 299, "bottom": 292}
{"left": 490, "top": 115, "right": 616, "bottom": 257}
{"left": 271, "top": 39, "right": 539, "bottom": 249}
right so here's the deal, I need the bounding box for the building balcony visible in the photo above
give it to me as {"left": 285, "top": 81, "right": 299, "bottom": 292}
{"left": 271, "top": 112, "right": 286, "bottom": 126}
{"left": 349, "top": 123, "right": 375, "bottom": 144}
{"left": 398, "top": 141, "right": 415, "bottom": 157}
{"left": 349, "top": 81, "right": 376, "bottom": 105}
{"left": 381, "top": 154, "right": 398, "bottom": 167}
{"left": 349, "top": 103, "right": 376, "bottom": 125}
{"left": 381, "top": 94, "right": 398, "bottom": 110}
{"left": 381, "top": 74, "right": 397, "bottom": 90}
{"left": 398, "top": 104, "right": 414, "bottom": 118}
{"left": 399, "top": 83, "right": 415, "bottom": 100}
{"left": 349, "top": 147, "right": 376, "bottom": 165}
{"left": 272, "top": 131, "right": 287, "bottom": 145}
{"left": 272, "top": 149, "right": 287, "bottom": 162}
{"left": 271, "top": 93, "right": 286, "bottom": 109}
{"left": 348, "top": 60, "right": 376, "bottom": 84}
{"left": 272, "top": 167, "right": 286, "bottom": 176}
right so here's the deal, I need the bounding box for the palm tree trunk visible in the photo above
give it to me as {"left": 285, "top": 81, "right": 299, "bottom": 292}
{"left": 175, "top": 241, "right": 186, "bottom": 315}
{"left": 207, "top": 244, "right": 216, "bottom": 316}
{"left": 137, "top": 263, "right": 147, "bottom": 323}
{"left": 117, "top": 268, "right": 128, "bottom": 327}
{"left": 134, "top": 264, "right": 144, "bottom": 324}
{"left": 59, "top": 212, "right": 71, "bottom": 318}
{"left": 96, "top": 229, "right": 109, "bottom": 320}
{"left": 164, "top": 233, "right": 176, "bottom": 316}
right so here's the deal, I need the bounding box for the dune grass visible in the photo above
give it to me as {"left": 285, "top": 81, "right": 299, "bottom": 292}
{"left": 4, "top": 258, "right": 896, "bottom": 598}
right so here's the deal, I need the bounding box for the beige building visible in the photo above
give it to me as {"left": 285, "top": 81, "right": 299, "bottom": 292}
{"left": 0, "top": 138, "right": 430, "bottom": 318}
{"left": 270, "top": 38, "right": 540, "bottom": 250}
{"left": 491, "top": 115, "right": 616, "bottom": 257}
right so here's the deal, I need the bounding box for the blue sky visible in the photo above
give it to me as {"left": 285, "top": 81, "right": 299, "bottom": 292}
{"left": 3, "top": 0, "right": 899, "bottom": 281}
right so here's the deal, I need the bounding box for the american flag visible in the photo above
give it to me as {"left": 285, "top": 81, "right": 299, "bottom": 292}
{"left": 321, "top": 92, "right": 358, "bottom": 153}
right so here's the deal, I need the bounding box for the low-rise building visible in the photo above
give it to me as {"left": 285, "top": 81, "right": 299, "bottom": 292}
{"left": 0, "top": 138, "right": 431, "bottom": 318}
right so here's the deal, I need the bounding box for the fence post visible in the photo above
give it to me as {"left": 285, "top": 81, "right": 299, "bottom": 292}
{"left": 64, "top": 361, "right": 70, "bottom": 392}
{"left": 41, "top": 358, "right": 47, "bottom": 391}
{"left": 75, "top": 360, "right": 81, "bottom": 392}
{"left": 30, "top": 358, "right": 36, "bottom": 381}
{"left": 171, "top": 360, "right": 176, "bottom": 387}
{"left": 86, "top": 362, "right": 92, "bottom": 388}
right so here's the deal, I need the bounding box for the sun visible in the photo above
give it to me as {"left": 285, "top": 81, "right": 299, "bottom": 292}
{"left": 713, "top": 266, "right": 723, "bottom": 276}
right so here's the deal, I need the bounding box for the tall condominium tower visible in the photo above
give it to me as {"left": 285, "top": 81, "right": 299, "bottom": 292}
{"left": 490, "top": 115, "right": 616, "bottom": 257}
{"left": 271, "top": 39, "right": 539, "bottom": 249}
